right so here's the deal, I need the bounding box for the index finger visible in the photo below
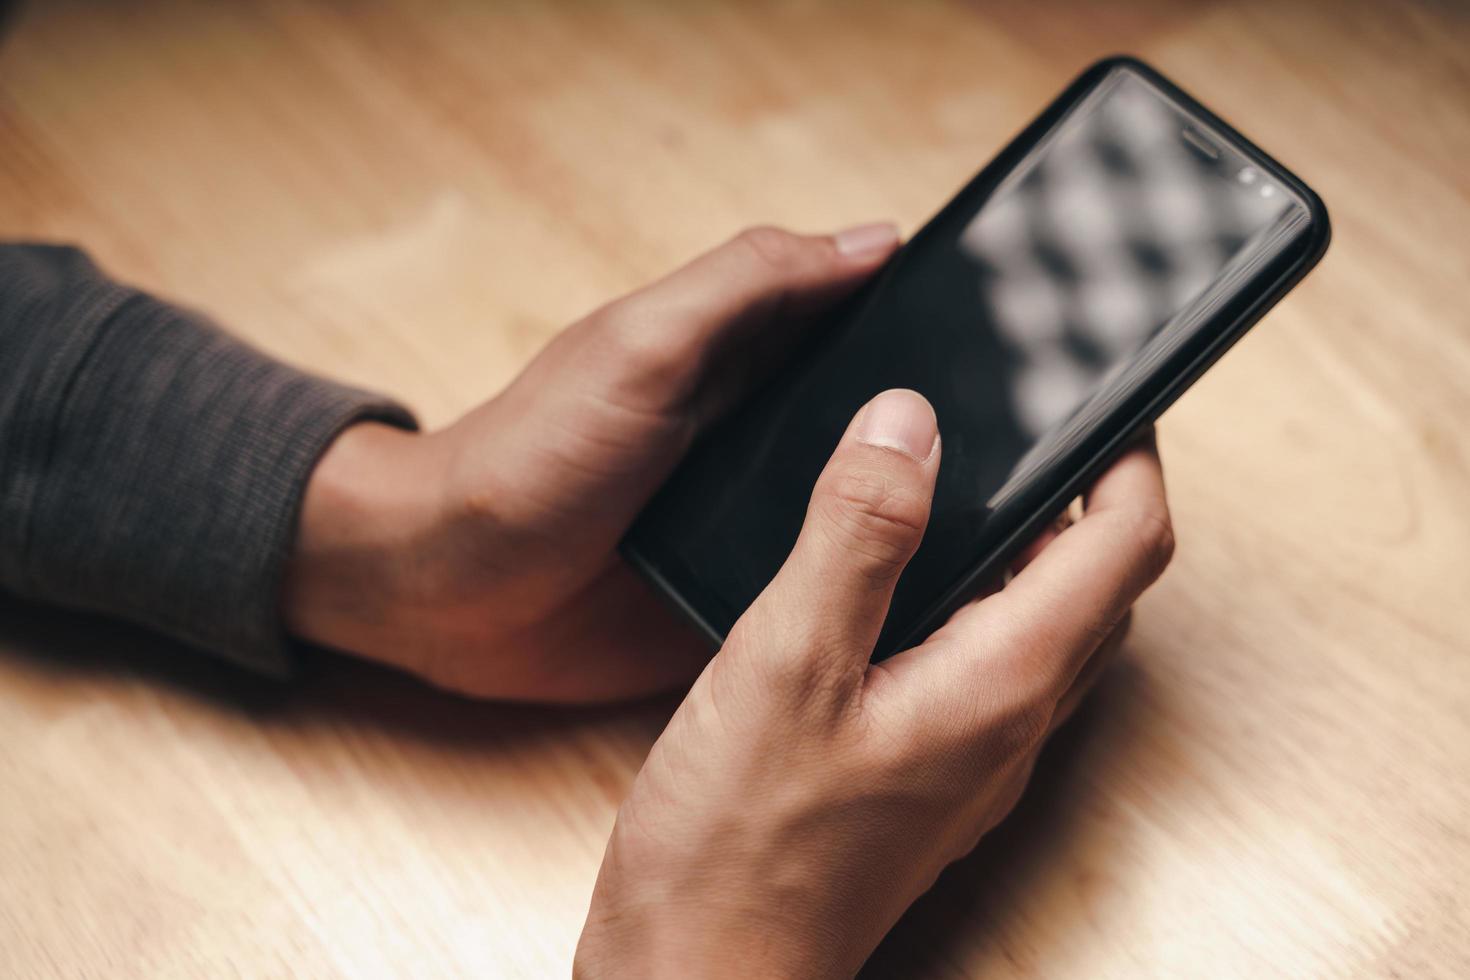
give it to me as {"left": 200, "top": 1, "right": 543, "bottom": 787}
{"left": 880, "top": 433, "right": 1173, "bottom": 711}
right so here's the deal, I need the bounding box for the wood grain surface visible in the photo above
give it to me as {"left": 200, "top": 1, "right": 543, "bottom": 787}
{"left": 2, "top": 1, "right": 1468, "bottom": 976}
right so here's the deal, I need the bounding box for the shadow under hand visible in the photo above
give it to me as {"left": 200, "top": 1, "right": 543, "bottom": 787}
{"left": 861, "top": 658, "right": 1163, "bottom": 979}
{"left": 0, "top": 592, "right": 680, "bottom": 768}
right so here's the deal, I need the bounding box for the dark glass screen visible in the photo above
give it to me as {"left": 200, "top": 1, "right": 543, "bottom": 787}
{"left": 629, "top": 66, "right": 1313, "bottom": 651}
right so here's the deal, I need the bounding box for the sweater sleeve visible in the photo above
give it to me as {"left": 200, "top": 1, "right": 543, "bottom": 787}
{"left": 0, "top": 243, "right": 418, "bottom": 677}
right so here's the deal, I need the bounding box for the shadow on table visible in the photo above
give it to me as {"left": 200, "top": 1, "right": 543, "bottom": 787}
{"left": 1, "top": 592, "right": 1162, "bottom": 973}
{"left": 0, "top": 592, "right": 681, "bottom": 757}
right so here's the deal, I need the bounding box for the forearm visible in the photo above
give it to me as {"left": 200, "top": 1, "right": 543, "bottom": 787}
{"left": 0, "top": 243, "right": 416, "bottom": 674}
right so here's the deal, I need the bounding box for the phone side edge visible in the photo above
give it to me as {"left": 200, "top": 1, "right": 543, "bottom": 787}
{"left": 886, "top": 207, "right": 1331, "bottom": 657}
{"left": 620, "top": 538, "right": 727, "bottom": 652}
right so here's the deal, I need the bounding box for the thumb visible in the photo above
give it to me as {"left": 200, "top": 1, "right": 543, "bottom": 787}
{"left": 740, "top": 389, "right": 940, "bottom": 680}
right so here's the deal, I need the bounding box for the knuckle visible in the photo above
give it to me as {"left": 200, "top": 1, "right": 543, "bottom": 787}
{"left": 591, "top": 300, "right": 656, "bottom": 361}
{"left": 1125, "top": 505, "right": 1176, "bottom": 580}
{"left": 829, "top": 468, "right": 929, "bottom": 534}
{"left": 818, "top": 468, "right": 929, "bottom": 575}
{"left": 732, "top": 225, "right": 805, "bottom": 272}
{"left": 584, "top": 299, "right": 689, "bottom": 397}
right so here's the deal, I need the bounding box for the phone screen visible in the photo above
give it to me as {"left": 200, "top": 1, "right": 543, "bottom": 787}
{"left": 630, "top": 65, "right": 1315, "bottom": 650}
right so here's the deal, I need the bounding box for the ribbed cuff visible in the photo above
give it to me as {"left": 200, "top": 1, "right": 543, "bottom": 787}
{"left": 2, "top": 250, "right": 417, "bottom": 677}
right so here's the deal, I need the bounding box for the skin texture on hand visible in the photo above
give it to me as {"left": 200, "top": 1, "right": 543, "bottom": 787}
{"left": 573, "top": 393, "right": 1173, "bottom": 978}
{"left": 281, "top": 224, "right": 903, "bottom": 702}
{"left": 282, "top": 226, "right": 1173, "bottom": 973}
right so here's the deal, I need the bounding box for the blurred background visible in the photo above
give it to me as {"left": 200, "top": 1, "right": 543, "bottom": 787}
{"left": 1, "top": 1, "right": 1467, "bottom": 977}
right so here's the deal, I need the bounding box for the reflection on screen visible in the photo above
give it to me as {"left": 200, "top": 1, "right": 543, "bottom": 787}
{"left": 631, "top": 67, "right": 1310, "bottom": 651}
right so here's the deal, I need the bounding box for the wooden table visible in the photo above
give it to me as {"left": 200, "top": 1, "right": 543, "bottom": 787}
{"left": 2, "top": 1, "right": 1467, "bottom": 976}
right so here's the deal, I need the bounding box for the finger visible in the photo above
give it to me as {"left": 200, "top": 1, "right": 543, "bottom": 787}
{"left": 589, "top": 224, "right": 900, "bottom": 420}
{"left": 884, "top": 433, "right": 1170, "bottom": 722}
{"left": 735, "top": 389, "right": 940, "bottom": 682}
{"left": 1008, "top": 508, "right": 1074, "bottom": 576}
{"left": 987, "top": 433, "right": 1168, "bottom": 681}
{"left": 971, "top": 434, "right": 1169, "bottom": 690}
{"left": 1047, "top": 610, "right": 1130, "bottom": 735}
{"left": 1009, "top": 528, "right": 1058, "bottom": 575}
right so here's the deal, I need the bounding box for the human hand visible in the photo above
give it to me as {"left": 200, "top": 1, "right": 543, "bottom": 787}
{"left": 574, "top": 391, "right": 1173, "bottom": 977}
{"left": 281, "top": 224, "right": 902, "bottom": 701}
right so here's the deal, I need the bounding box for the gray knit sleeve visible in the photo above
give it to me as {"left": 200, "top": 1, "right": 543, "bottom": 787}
{"left": 0, "top": 244, "right": 418, "bottom": 677}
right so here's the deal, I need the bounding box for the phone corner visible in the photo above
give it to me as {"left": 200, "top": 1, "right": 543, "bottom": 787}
{"left": 1302, "top": 189, "right": 1333, "bottom": 263}
{"left": 617, "top": 534, "right": 728, "bottom": 654}
{"left": 1086, "top": 53, "right": 1155, "bottom": 78}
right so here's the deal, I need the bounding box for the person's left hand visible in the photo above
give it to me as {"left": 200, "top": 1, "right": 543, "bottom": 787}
{"left": 281, "top": 223, "right": 902, "bottom": 701}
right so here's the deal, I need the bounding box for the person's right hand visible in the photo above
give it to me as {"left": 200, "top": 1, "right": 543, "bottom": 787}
{"left": 574, "top": 390, "right": 1174, "bottom": 978}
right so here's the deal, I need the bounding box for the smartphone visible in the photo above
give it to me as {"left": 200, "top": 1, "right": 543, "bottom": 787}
{"left": 622, "top": 56, "right": 1330, "bottom": 658}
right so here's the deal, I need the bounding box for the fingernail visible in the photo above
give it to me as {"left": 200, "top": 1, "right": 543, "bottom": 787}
{"left": 834, "top": 221, "right": 900, "bottom": 257}
{"left": 855, "top": 389, "right": 937, "bottom": 461}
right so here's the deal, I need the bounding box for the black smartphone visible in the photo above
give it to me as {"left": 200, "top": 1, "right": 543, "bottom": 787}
{"left": 623, "top": 56, "right": 1330, "bottom": 658}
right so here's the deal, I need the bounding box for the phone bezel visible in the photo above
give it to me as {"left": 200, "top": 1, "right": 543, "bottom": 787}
{"left": 621, "top": 55, "right": 1332, "bottom": 657}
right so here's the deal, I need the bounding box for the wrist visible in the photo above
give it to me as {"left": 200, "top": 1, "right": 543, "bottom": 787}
{"left": 576, "top": 910, "right": 837, "bottom": 980}
{"left": 281, "top": 421, "right": 447, "bottom": 662}
{"left": 576, "top": 854, "right": 851, "bottom": 980}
